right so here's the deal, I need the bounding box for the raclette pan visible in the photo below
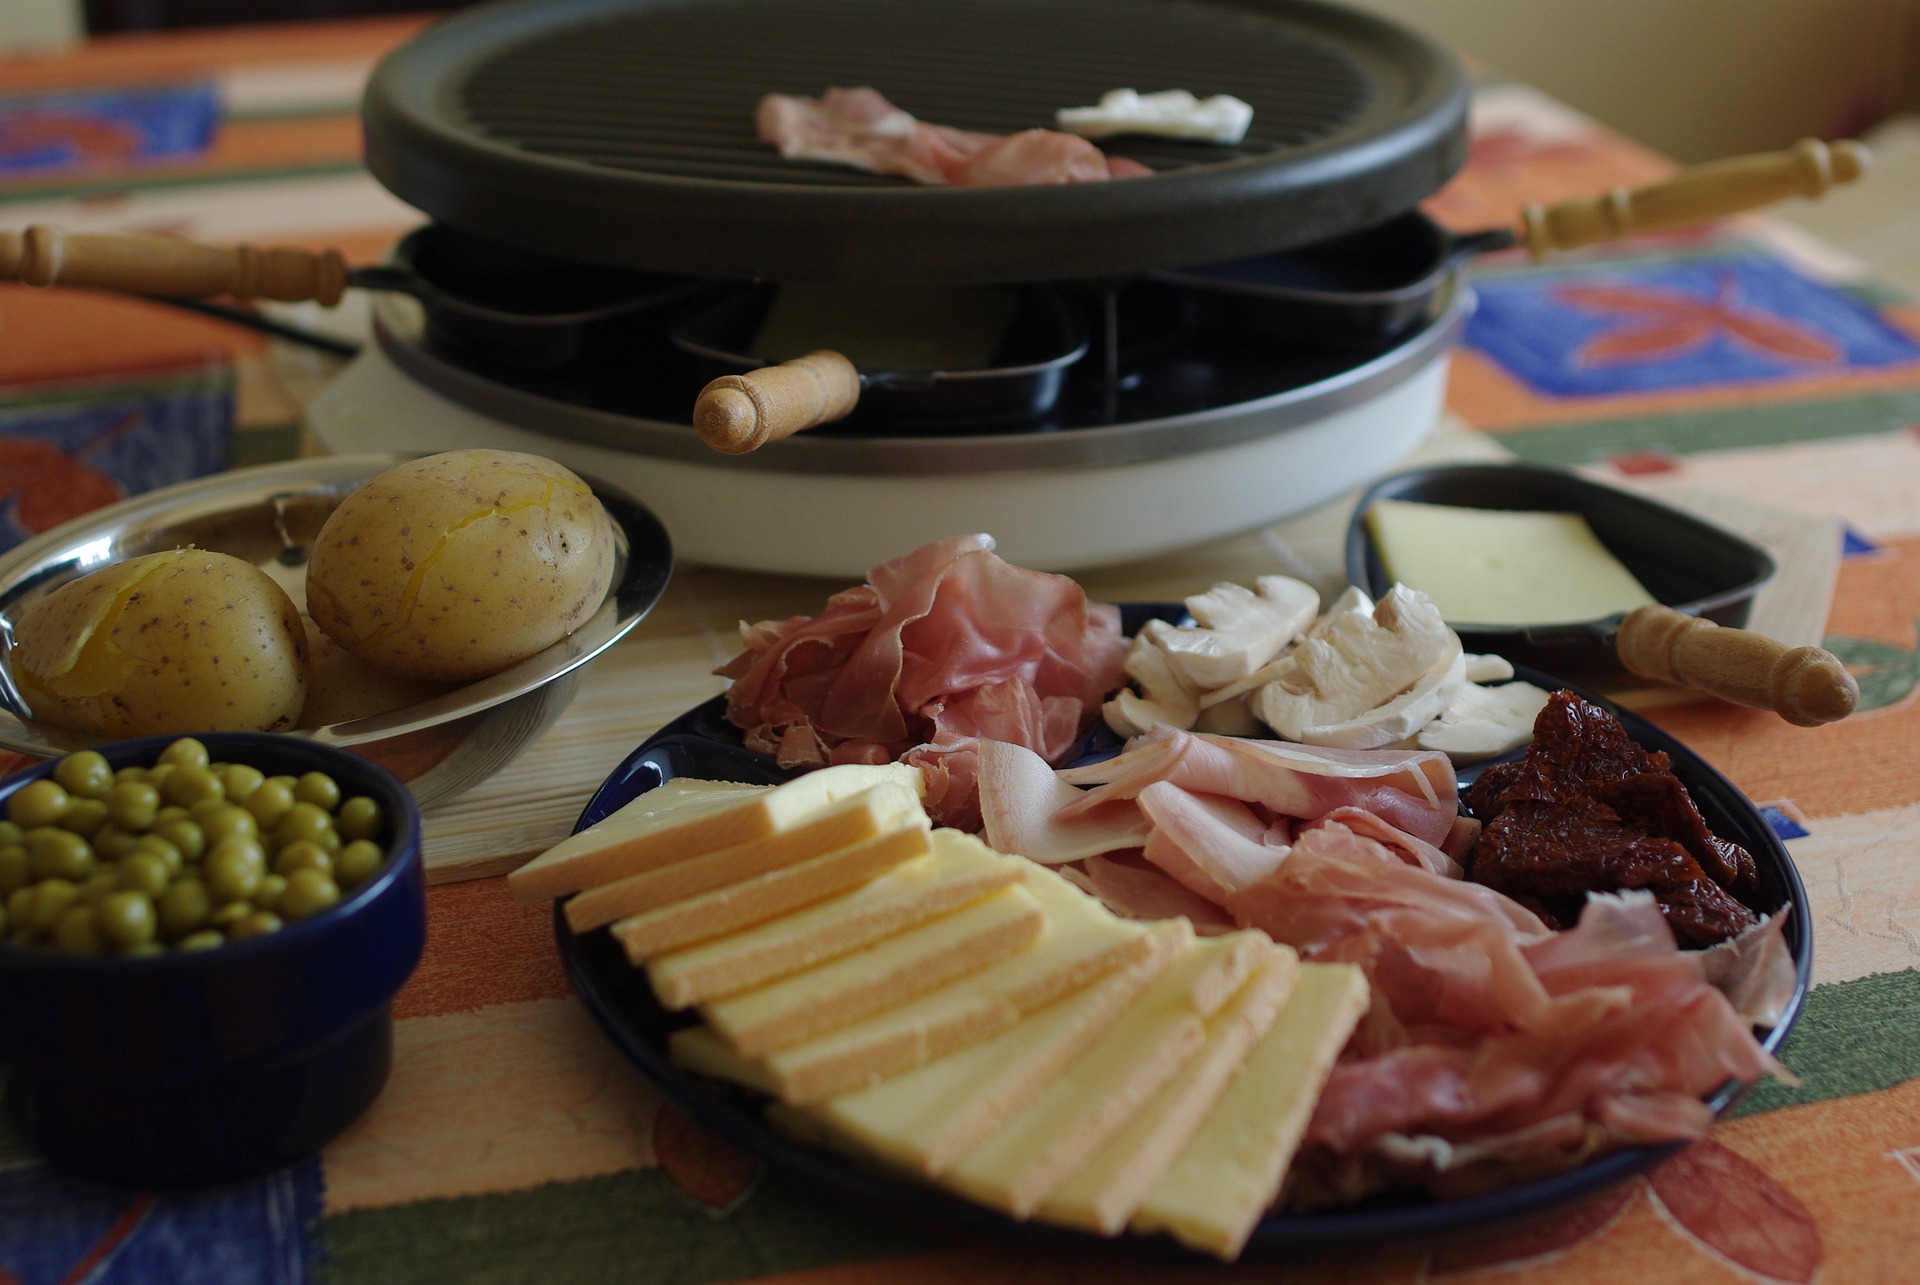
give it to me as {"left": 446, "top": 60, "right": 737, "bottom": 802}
{"left": 1345, "top": 463, "right": 1858, "bottom": 726}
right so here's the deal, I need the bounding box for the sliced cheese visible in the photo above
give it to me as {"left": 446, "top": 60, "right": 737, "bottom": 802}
{"left": 755, "top": 864, "right": 1153, "bottom": 1105}
{"left": 608, "top": 824, "right": 932, "bottom": 959}
{"left": 807, "top": 920, "right": 1186, "bottom": 1177}
{"left": 702, "top": 882, "right": 1046, "bottom": 1057}
{"left": 646, "top": 830, "right": 1024, "bottom": 1009}
{"left": 1365, "top": 498, "right": 1656, "bottom": 627}
{"left": 1039, "top": 947, "right": 1298, "bottom": 1234}
{"left": 509, "top": 763, "right": 920, "bottom": 903}
{"left": 564, "top": 780, "right": 927, "bottom": 933}
{"left": 1131, "top": 961, "right": 1369, "bottom": 1260}
{"left": 942, "top": 927, "right": 1262, "bottom": 1219}
{"left": 670, "top": 1024, "right": 780, "bottom": 1095}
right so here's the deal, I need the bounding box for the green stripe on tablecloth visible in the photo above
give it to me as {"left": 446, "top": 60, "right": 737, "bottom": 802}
{"left": 0, "top": 161, "right": 368, "bottom": 206}
{"left": 1732, "top": 969, "right": 1920, "bottom": 1117}
{"left": 1493, "top": 392, "right": 1920, "bottom": 467}
{"left": 319, "top": 1167, "right": 928, "bottom": 1285}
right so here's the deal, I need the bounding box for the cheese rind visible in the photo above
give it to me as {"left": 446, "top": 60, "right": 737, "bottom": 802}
{"left": 509, "top": 763, "right": 921, "bottom": 903}
{"left": 1365, "top": 498, "right": 1656, "bottom": 627}
{"left": 702, "top": 883, "right": 1046, "bottom": 1057}
{"left": 646, "top": 831, "right": 1024, "bottom": 1009}
{"left": 564, "top": 781, "right": 927, "bottom": 933}
{"left": 1131, "top": 961, "right": 1370, "bottom": 1260}
{"left": 608, "top": 824, "right": 932, "bottom": 958}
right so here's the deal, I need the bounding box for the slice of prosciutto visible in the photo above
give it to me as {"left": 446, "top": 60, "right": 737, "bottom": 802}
{"left": 718, "top": 534, "right": 1127, "bottom": 829}
{"left": 757, "top": 87, "right": 1153, "bottom": 187}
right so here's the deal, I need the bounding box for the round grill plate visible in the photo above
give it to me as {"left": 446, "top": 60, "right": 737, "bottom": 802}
{"left": 365, "top": 0, "right": 1469, "bottom": 281}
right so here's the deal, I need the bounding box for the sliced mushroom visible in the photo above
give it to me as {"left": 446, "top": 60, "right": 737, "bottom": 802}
{"left": 1251, "top": 586, "right": 1456, "bottom": 741}
{"left": 1416, "top": 678, "right": 1551, "bottom": 760}
{"left": 1103, "top": 631, "right": 1201, "bottom": 736}
{"left": 1151, "top": 578, "right": 1319, "bottom": 689}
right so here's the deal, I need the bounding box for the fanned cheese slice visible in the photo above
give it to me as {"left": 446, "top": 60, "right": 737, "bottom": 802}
{"left": 565, "top": 780, "right": 927, "bottom": 932}
{"left": 942, "top": 929, "right": 1269, "bottom": 1219}
{"left": 751, "top": 864, "right": 1153, "bottom": 1104}
{"left": 1131, "top": 961, "right": 1369, "bottom": 1260}
{"left": 1039, "top": 947, "right": 1298, "bottom": 1233}
{"left": 701, "top": 882, "right": 1046, "bottom": 1057}
{"left": 647, "top": 831, "right": 1025, "bottom": 1009}
{"left": 808, "top": 920, "right": 1188, "bottom": 1177}
{"left": 510, "top": 763, "right": 920, "bottom": 902}
{"left": 608, "top": 824, "right": 933, "bottom": 958}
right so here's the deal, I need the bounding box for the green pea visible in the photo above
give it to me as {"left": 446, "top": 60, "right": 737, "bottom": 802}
{"left": 256, "top": 873, "right": 288, "bottom": 907}
{"left": 106, "top": 780, "right": 161, "bottom": 831}
{"left": 246, "top": 780, "right": 295, "bottom": 830}
{"left": 199, "top": 806, "right": 258, "bottom": 848}
{"left": 0, "top": 898, "right": 6, "bottom": 936}
{"left": 294, "top": 772, "right": 341, "bottom": 812}
{"left": 218, "top": 764, "right": 265, "bottom": 803}
{"left": 208, "top": 901, "right": 253, "bottom": 931}
{"left": 336, "top": 797, "right": 383, "bottom": 842}
{"left": 0, "top": 821, "right": 23, "bottom": 847}
{"left": 157, "top": 738, "right": 209, "bottom": 770}
{"left": 204, "top": 838, "right": 266, "bottom": 904}
{"left": 273, "top": 802, "right": 335, "bottom": 850}
{"left": 276, "top": 869, "right": 341, "bottom": 922}
{"left": 226, "top": 910, "right": 283, "bottom": 940}
{"left": 273, "top": 840, "right": 332, "bottom": 878}
{"left": 25, "top": 879, "right": 79, "bottom": 933}
{"left": 154, "top": 804, "right": 189, "bottom": 825}
{"left": 53, "top": 904, "right": 103, "bottom": 954}
{"left": 177, "top": 929, "right": 225, "bottom": 952}
{"left": 157, "top": 878, "right": 212, "bottom": 939}
{"left": 5, "top": 886, "right": 35, "bottom": 928}
{"left": 334, "top": 840, "right": 384, "bottom": 890}
{"left": 118, "top": 851, "right": 173, "bottom": 898}
{"left": 77, "top": 870, "right": 120, "bottom": 905}
{"left": 125, "top": 941, "right": 166, "bottom": 958}
{"left": 153, "top": 819, "right": 204, "bottom": 864}
{"left": 53, "top": 751, "right": 113, "bottom": 800}
{"left": 98, "top": 890, "right": 157, "bottom": 951}
{"left": 187, "top": 796, "right": 229, "bottom": 823}
{"left": 163, "top": 765, "right": 223, "bottom": 809}
{"left": 57, "top": 798, "right": 108, "bottom": 840}
{"left": 113, "top": 766, "right": 148, "bottom": 785}
{"left": 8, "top": 779, "right": 69, "bottom": 830}
{"left": 0, "top": 845, "right": 30, "bottom": 896}
{"left": 129, "top": 834, "right": 184, "bottom": 876}
{"left": 145, "top": 763, "right": 176, "bottom": 794}
{"left": 27, "top": 828, "right": 95, "bottom": 882}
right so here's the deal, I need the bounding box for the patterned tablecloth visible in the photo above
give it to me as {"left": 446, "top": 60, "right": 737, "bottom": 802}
{"left": 1, "top": 18, "right": 1917, "bottom": 1285}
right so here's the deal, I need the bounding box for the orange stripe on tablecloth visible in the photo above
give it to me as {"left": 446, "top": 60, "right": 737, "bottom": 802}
{"left": 324, "top": 996, "right": 660, "bottom": 1212}
{"left": 1647, "top": 533, "right": 1920, "bottom": 819}
{"left": 0, "top": 283, "right": 263, "bottom": 385}
{"left": 394, "top": 877, "right": 573, "bottom": 1020}
{"left": 0, "top": 16, "right": 428, "bottom": 93}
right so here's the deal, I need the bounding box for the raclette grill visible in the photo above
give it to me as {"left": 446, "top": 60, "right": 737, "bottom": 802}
{"left": 363, "top": 0, "right": 1471, "bottom": 282}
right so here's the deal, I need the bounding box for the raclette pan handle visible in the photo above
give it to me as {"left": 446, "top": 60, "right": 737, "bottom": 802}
{"left": 694, "top": 351, "right": 862, "bottom": 454}
{"left": 1519, "top": 138, "right": 1869, "bottom": 257}
{"left": 0, "top": 224, "right": 347, "bottom": 305}
{"left": 1615, "top": 604, "right": 1858, "bottom": 726}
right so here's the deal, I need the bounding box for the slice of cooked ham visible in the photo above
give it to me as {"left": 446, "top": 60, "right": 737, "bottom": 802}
{"left": 757, "top": 87, "right": 1152, "bottom": 186}
{"left": 977, "top": 738, "right": 1151, "bottom": 864}
{"left": 1056, "top": 727, "right": 1460, "bottom": 851}
{"left": 1136, "top": 781, "right": 1290, "bottom": 903}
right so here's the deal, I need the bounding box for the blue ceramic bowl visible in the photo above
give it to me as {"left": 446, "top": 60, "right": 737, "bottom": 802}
{"left": 0, "top": 733, "right": 425, "bottom": 1187}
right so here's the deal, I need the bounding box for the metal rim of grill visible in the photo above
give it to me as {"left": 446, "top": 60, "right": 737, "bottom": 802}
{"left": 363, "top": 0, "right": 1470, "bottom": 282}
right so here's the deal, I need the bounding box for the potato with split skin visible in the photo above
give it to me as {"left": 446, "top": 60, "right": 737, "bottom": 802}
{"left": 305, "top": 450, "right": 618, "bottom": 684}
{"left": 9, "top": 549, "right": 309, "bottom": 736}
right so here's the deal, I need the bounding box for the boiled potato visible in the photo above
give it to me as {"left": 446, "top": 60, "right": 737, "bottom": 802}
{"left": 305, "top": 450, "right": 617, "bottom": 684}
{"left": 10, "top": 549, "right": 308, "bottom": 736}
{"left": 297, "top": 615, "right": 452, "bottom": 728}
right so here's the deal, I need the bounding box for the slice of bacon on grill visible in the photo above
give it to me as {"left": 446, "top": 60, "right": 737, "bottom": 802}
{"left": 756, "top": 87, "right": 1152, "bottom": 186}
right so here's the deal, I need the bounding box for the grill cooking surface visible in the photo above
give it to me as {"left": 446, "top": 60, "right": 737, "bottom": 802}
{"left": 365, "top": 0, "right": 1467, "bottom": 281}
{"left": 459, "top": 0, "right": 1365, "bottom": 183}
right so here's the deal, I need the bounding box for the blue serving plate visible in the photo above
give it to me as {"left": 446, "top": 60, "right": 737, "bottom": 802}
{"left": 555, "top": 605, "right": 1810, "bottom": 1258}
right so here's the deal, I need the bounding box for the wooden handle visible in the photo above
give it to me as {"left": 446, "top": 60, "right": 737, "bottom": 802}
{"left": 692, "top": 350, "right": 861, "bottom": 454}
{"left": 1616, "top": 604, "right": 1858, "bottom": 726}
{"left": 1520, "top": 138, "right": 1869, "bottom": 257}
{"left": 0, "top": 224, "right": 347, "bottom": 305}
